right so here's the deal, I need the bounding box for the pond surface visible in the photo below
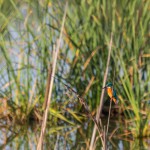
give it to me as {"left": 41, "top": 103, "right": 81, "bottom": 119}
{"left": 0, "top": 117, "right": 149, "bottom": 150}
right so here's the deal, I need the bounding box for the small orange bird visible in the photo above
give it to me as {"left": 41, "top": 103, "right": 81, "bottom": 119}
{"left": 103, "top": 82, "right": 118, "bottom": 104}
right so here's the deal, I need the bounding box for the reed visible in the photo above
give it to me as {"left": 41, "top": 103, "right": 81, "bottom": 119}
{"left": 37, "top": 2, "right": 68, "bottom": 149}
{"left": 0, "top": 0, "right": 149, "bottom": 149}
{"left": 90, "top": 33, "right": 113, "bottom": 150}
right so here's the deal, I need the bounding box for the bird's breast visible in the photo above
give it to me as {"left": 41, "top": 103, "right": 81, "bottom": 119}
{"left": 107, "top": 88, "right": 113, "bottom": 98}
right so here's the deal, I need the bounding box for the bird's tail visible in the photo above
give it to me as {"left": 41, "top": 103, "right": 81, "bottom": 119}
{"left": 112, "top": 97, "right": 118, "bottom": 104}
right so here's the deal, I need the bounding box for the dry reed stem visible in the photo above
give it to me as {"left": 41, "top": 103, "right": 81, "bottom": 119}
{"left": 53, "top": 76, "right": 105, "bottom": 147}
{"left": 103, "top": 126, "right": 106, "bottom": 150}
{"left": 104, "top": 98, "right": 113, "bottom": 149}
{"left": 82, "top": 75, "right": 95, "bottom": 97}
{"left": 36, "top": 2, "right": 68, "bottom": 150}
{"left": 83, "top": 46, "right": 100, "bottom": 71}
{"left": 109, "top": 127, "right": 119, "bottom": 140}
{"left": 42, "top": 66, "right": 52, "bottom": 110}
{"left": 89, "top": 33, "right": 113, "bottom": 150}
{"left": 106, "top": 99, "right": 112, "bottom": 136}
{"left": 66, "top": 84, "right": 103, "bottom": 136}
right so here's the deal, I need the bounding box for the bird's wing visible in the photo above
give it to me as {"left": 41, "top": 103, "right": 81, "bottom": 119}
{"left": 113, "top": 89, "right": 118, "bottom": 100}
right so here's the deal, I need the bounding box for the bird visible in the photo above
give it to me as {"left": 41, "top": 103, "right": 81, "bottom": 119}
{"left": 103, "top": 82, "right": 118, "bottom": 104}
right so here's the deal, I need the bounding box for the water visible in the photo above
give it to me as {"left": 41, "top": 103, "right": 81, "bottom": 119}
{"left": 0, "top": 117, "right": 149, "bottom": 150}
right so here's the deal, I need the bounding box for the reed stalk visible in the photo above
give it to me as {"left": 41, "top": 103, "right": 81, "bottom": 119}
{"left": 90, "top": 33, "right": 113, "bottom": 150}
{"left": 36, "top": 2, "right": 68, "bottom": 149}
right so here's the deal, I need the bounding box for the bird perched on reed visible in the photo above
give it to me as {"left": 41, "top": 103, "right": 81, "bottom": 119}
{"left": 103, "top": 82, "right": 118, "bottom": 104}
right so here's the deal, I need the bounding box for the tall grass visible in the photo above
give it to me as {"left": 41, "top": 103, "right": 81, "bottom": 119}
{"left": 0, "top": 0, "right": 150, "bottom": 149}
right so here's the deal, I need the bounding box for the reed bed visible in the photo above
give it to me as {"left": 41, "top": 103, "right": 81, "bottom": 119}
{"left": 0, "top": 0, "right": 149, "bottom": 149}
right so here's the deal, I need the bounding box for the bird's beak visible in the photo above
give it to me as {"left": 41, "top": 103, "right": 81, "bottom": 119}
{"left": 102, "top": 86, "right": 106, "bottom": 89}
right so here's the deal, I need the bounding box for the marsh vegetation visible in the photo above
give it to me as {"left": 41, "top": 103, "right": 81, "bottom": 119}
{"left": 0, "top": 0, "right": 150, "bottom": 149}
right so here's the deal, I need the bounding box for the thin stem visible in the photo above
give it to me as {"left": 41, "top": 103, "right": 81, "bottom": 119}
{"left": 103, "top": 126, "right": 106, "bottom": 150}
{"left": 90, "top": 33, "right": 113, "bottom": 150}
{"left": 106, "top": 99, "right": 112, "bottom": 136}
{"left": 36, "top": 2, "right": 68, "bottom": 150}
